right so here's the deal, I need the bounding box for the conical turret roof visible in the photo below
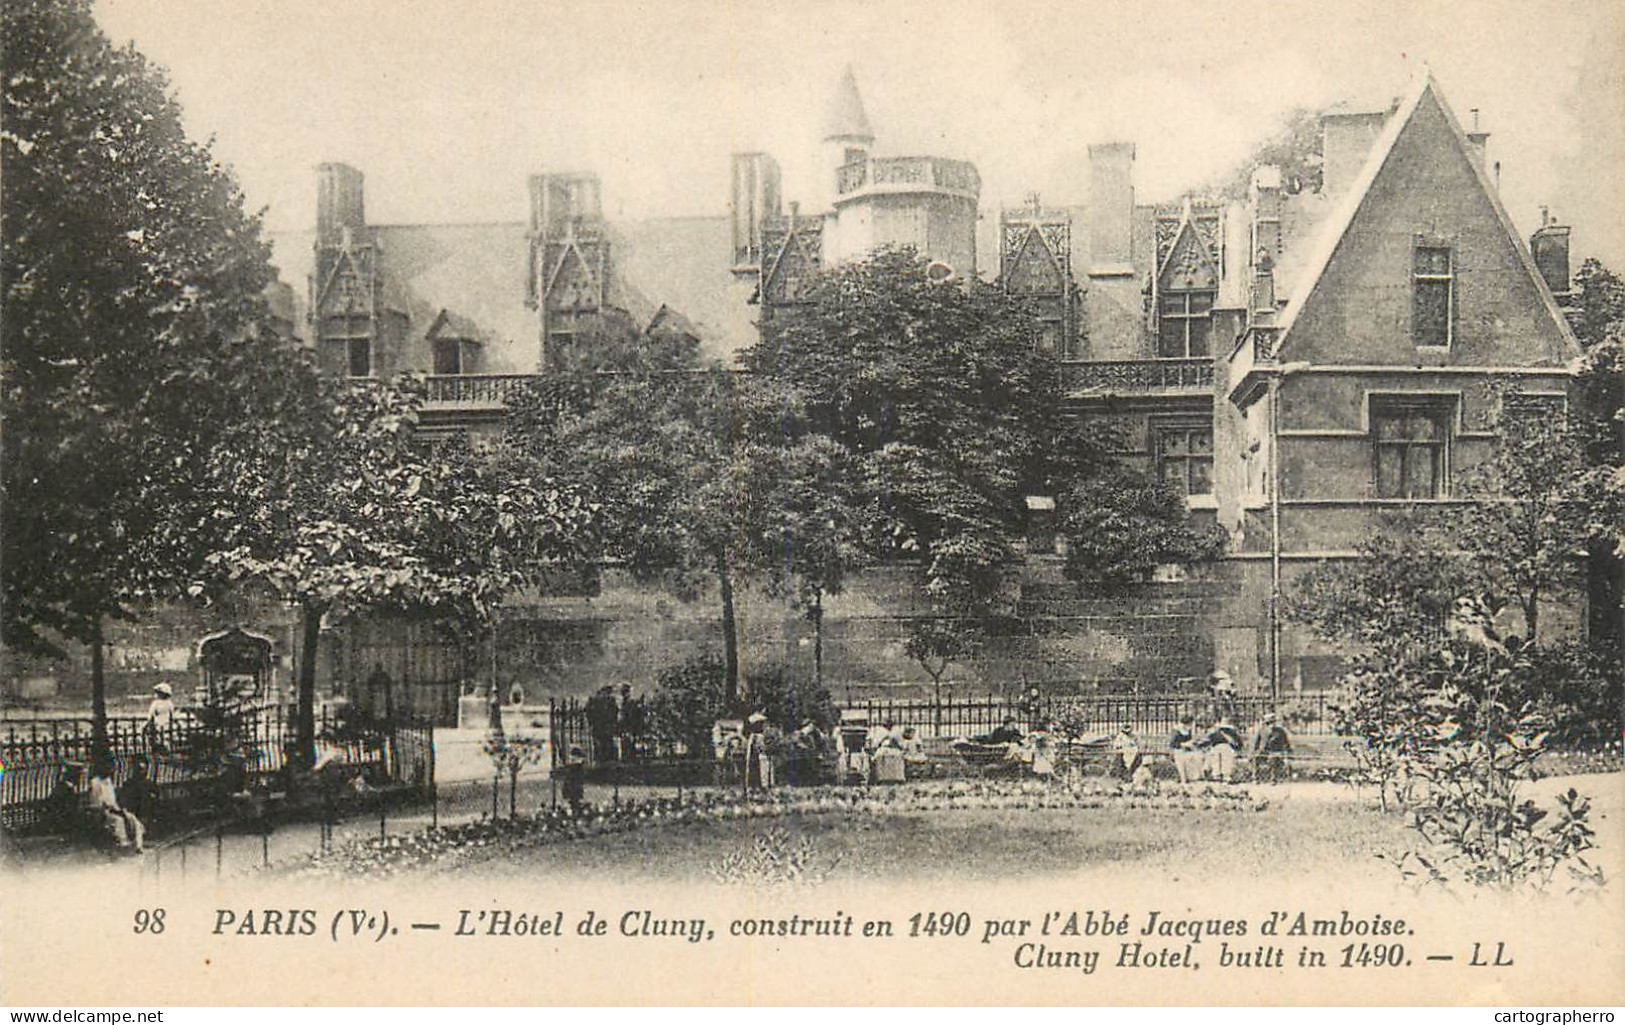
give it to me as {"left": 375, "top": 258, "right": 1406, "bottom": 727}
{"left": 822, "top": 66, "right": 874, "bottom": 141}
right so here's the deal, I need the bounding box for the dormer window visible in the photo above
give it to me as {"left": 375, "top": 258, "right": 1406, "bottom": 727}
{"left": 1158, "top": 290, "right": 1214, "bottom": 357}
{"left": 433, "top": 337, "right": 463, "bottom": 376}
{"left": 1413, "top": 244, "right": 1453, "bottom": 348}
{"left": 347, "top": 338, "right": 371, "bottom": 378}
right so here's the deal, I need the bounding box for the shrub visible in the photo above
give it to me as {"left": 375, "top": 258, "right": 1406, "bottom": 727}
{"left": 1060, "top": 470, "right": 1228, "bottom": 590}
{"left": 646, "top": 655, "right": 839, "bottom": 756}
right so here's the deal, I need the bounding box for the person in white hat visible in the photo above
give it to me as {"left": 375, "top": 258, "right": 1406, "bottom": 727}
{"left": 144, "top": 682, "right": 175, "bottom": 755}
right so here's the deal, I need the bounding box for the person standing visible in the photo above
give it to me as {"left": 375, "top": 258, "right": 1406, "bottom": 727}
{"left": 561, "top": 744, "right": 586, "bottom": 814}
{"left": 144, "top": 682, "right": 175, "bottom": 756}
{"left": 1205, "top": 714, "right": 1242, "bottom": 783}
{"left": 617, "top": 684, "right": 645, "bottom": 763}
{"left": 744, "top": 713, "right": 775, "bottom": 789}
{"left": 585, "top": 686, "right": 618, "bottom": 763}
{"left": 1169, "top": 715, "right": 1200, "bottom": 784}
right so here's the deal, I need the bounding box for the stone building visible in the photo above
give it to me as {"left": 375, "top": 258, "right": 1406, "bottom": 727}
{"left": 35, "top": 67, "right": 1575, "bottom": 718}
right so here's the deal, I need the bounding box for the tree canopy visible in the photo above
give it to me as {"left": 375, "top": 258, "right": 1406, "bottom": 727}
{"left": 1, "top": 0, "right": 297, "bottom": 657}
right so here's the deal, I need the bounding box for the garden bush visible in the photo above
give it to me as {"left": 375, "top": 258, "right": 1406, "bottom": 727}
{"left": 646, "top": 654, "right": 839, "bottom": 756}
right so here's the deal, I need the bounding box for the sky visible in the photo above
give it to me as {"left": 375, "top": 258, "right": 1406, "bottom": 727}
{"left": 95, "top": 0, "right": 1625, "bottom": 269}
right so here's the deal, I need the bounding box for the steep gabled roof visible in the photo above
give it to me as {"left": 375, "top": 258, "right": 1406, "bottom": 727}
{"left": 1275, "top": 69, "right": 1580, "bottom": 359}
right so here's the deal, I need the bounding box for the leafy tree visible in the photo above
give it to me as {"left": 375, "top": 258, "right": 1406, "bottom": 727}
{"left": 204, "top": 378, "right": 597, "bottom": 766}
{"left": 1569, "top": 264, "right": 1625, "bottom": 657}
{"left": 1570, "top": 258, "right": 1625, "bottom": 350}
{"left": 507, "top": 338, "right": 773, "bottom": 705}
{"left": 1207, "top": 107, "right": 1326, "bottom": 199}
{"left": 746, "top": 248, "right": 1080, "bottom": 691}
{"left": 1290, "top": 509, "right": 1474, "bottom": 656}
{"left": 1, "top": 0, "right": 297, "bottom": 759}
{"left": 1446, "top": 393, "right": 1596, "bottom": 642}
{"left": 737, "top": 423, "right": 864, "bottom": 692}
{"left": 1060, "top": 468, "right": 1229, "bottom": 589}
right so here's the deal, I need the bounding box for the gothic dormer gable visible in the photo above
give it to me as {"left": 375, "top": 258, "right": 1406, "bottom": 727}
{"left": 1158, "top": 219, "right": 1219, "bottom": 294}
{"left": 315, "top": 245, "right": 375, "bottom": 318}
{"left": 761, "top": 221, "right": 823, "bottom": 304}
{"left": 545, "top": 244, "right": 602, "bottom": 313}
{"left": 1004, "top": 225, "right": 1065, "bottom": 294}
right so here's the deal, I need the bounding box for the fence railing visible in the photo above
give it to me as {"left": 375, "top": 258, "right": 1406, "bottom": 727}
{"left": 1, "top": 706, "right": 434, "bottom": 833}
{"left": 840, "top": 693, "right": 1333, "bottom": 741}
{"left": 542, "top": 691, "right": 1334, "bottom": 774}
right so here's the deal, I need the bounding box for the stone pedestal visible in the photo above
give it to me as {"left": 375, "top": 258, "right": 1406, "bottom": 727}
{"left": 457, "top": 693, "right": 490, "bottom": 731}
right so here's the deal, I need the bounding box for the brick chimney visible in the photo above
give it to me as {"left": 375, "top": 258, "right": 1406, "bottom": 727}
{"left": 1530, "top": 208, "right": 1572, "bottom": 296}
{"left": 1087, "top": 142, "right": 1135, "bottom": 276}
{"left": 316, "top": 163, "right": 365, "bottom": 244}
{"left": 1320, "top": 111, "right": 1387, "bottom": 197}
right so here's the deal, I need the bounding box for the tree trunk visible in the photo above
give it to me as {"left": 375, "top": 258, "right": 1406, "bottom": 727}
{"left": 296, "top": 600, "right": 324, "bottom": 770}
{"left": 486, "top": 625, "right": 504, "bottom": 733}
{"left": 812, "top": 589, "right": 824, "bottom": 693}
{"left": 90, "top": 615, "right": 109, "bottom": 768}
{"left": 715, "top": 548, "right": 740, "bottom": 710}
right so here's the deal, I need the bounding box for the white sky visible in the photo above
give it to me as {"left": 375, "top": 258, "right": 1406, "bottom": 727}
{"left": 96, "top": 0, "right": 1625, "bottom": 268}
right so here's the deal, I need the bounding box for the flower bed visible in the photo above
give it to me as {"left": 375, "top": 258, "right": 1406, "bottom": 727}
{"left": 273, "top": 778, "right": 1269, "bottom": 879}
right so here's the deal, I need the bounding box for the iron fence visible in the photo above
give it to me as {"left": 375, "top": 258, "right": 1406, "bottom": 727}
{"left": 840, "top": 692, "right": 1334, "bottom": 741}
{"left": 1, "top": 706, "right": 434, "bottom": 833}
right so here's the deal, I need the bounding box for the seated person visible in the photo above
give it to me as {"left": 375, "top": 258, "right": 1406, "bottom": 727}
{"left": 117, "top": 755, "right": 161, "bottom": 827}
{"left": 1169, "top": 716, "right": 1202, "bottom": 784}
{"left": 1109, "top": 724, "right": 1143, "bottom": 781}
{"left": 87, "top": 757, "right": 144, "bottom": 853}
{"left": 1204, "top": 715, "right": 1243, "bottom": 783}
{"left": 1026, "top": 720, "right": 1058, "bottom": 778}
{"left": 872, "top": 722, "right": 906, "bottom": 784}
{"left": 975, "top": 718, "right": 1024, "bottom": 746}
{"left": 900, "top": 727, "right": 930, "bottom": 778}
{"left": 1249, "top": 712, "right": 1293, "bottom": 783}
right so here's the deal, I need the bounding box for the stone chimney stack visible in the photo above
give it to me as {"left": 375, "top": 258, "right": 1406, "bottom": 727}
{"left": 528, "top": 172, "right": 603, "bottom": 235}
{"left": 1320, "top": 111, "right": 1387, "bottom": 197}
{"left": 1087, "top": 142, "right": 1135, "bottom": 276}
{"left": 729, "top": 152, "right": 782, "bottom": 272}
{"left": 316, "top": 163, "right": 365, "bottom": 244}
{"left": 1530, "top": 208, "right": 1572, "bottom": 296}
{"left": 1465, "top": 108, "right": 1491, "bottom": 172}
{"left": 1250, "top": 166, "right": 1282, "bottom": 316}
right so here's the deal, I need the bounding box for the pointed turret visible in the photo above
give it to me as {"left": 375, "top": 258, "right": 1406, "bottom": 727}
{"left": 822, "top": 65, "right": 874, "bottom": 143}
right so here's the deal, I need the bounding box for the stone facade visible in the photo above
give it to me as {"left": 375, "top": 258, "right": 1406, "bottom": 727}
{"left": 12, "top": 70, "right": 1587, "bottom": 715}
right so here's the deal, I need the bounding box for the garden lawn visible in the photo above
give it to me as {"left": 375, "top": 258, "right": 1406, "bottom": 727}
{"left": 424, "top": 783, "right": 1418, "bottom": 886}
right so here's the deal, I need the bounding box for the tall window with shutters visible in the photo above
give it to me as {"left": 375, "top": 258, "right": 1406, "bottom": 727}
{"left": 1371, "top": 396, "right": 1454, "bottom": 499}
{"left": 1413, "top": 244, "right": 1453, "bottom": 349}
